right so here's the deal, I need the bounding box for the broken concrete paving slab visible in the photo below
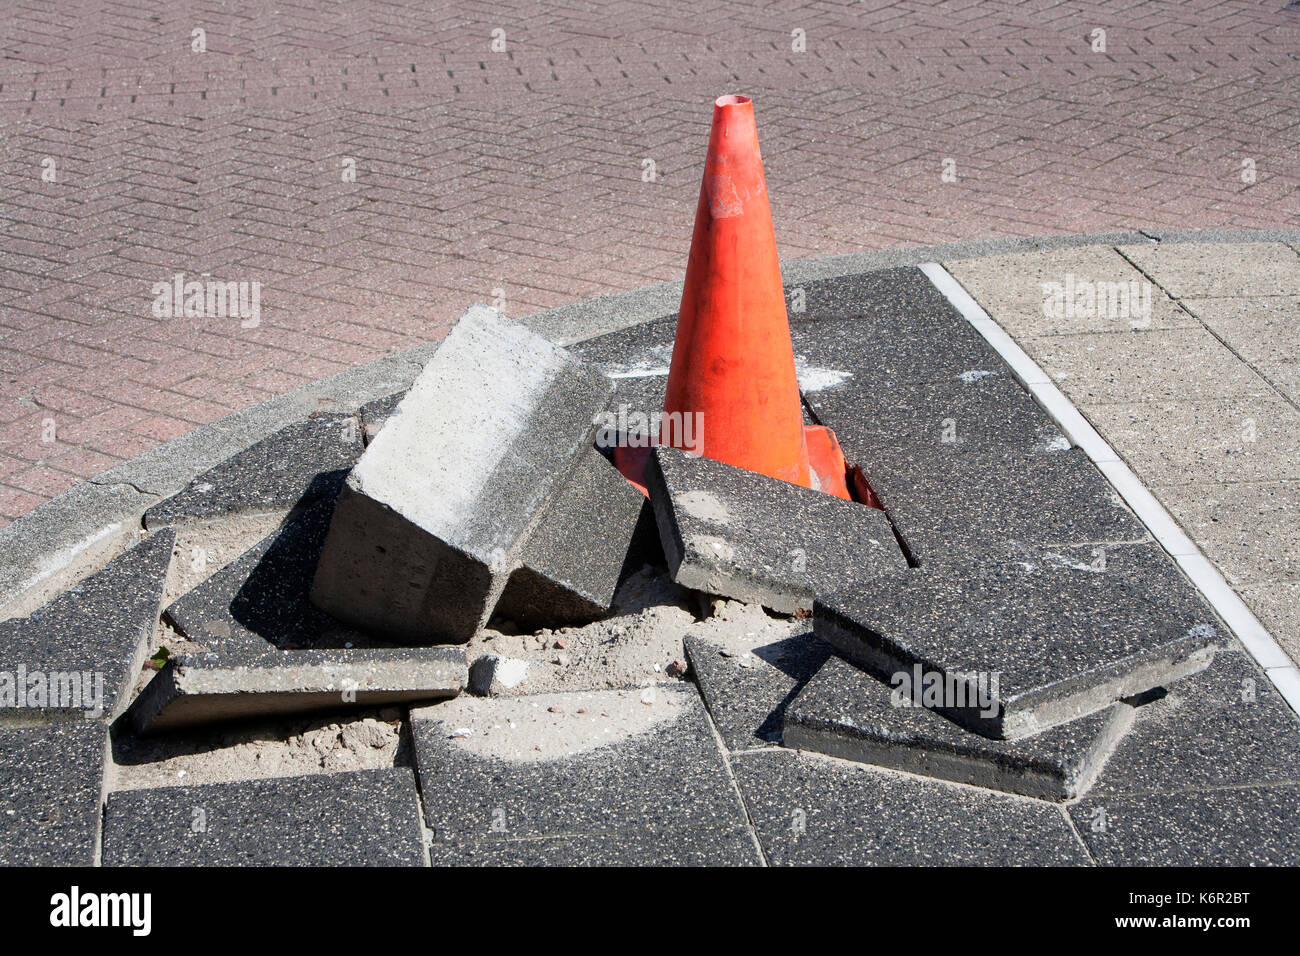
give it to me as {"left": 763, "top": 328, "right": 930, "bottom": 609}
{"left": 143, "top": 414, "right": 363, "bottom": 529}
{"left": 165, "top": 497, "right": 355, "bottom": 653}
{"left": 493, "top": 448, "right": 651, "bottom": 630}
{"left": 0, "top": 529, "right": 174, "bottom": 724}
{"left": 101, "top": 768, "right": 428, "bottom": 866}
{"left": 815, "top": 552, "right": 1221, "bottom": 740}
{"left": 647, "top": 446, "right": 907, "bottom": 613}
{"left": 127, "top": 646, "right": 467, "bottom": 733}
{"left": 730, "top": 749, "right": 1090, "bottom": 866}
{"left": 1086, "top": 649, "right": 1300, "bottom": 798}
{"left": 1070, "top": 783, "right": 1300, "bottom": 866}
{"left": 310, "top": 306, "right": 614, "bottom": 645}
{"left": 783, "top": 655, "right": 1134, "bottom": 801}
{"left": 412, "top": 684, "right": 747, "bottom": 842}
{"left": 425, "top": 823, "right": 761, "bottom": 866}
{"left": 0, "top": 720, "right": 107, "bottom": 865}
{"left": 684, "top": 632, "right": 832, "bottom": 751}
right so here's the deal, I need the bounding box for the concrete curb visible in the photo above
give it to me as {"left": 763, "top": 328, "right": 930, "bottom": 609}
{"left": 4, "top": 228, "right": 1299, "bottom": 615}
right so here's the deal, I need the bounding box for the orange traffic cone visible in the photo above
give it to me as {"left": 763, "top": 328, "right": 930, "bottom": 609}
{"left": 616, "top": 94, "right": 851, "bottom": 500}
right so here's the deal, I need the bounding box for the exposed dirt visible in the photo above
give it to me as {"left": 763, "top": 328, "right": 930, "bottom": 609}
{"left": 132, "top": 511, "right": 288, "bottom": 696}
{"left": 417, "top": 686, "right": 683, "bottom": 763}
{"left": 467, "top": 564, "right": 802, "bottom": 696}
{"left": 109, "top": 708, "right": 406, "bottom": 790}
{"left": 113, "top": 534, "right": 804, "bottom": 790}
{"left": 159, "top": 512, "right": 287, "bottom": 610}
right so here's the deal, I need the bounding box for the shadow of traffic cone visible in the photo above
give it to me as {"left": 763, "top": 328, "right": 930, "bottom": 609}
{"left": 616, "top": 93, "right": 850, "bottom": 500}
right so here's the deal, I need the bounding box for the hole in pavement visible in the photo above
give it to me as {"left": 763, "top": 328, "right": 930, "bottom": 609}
{"left": 804, "top": 396, "right": 921, "bottom": 569}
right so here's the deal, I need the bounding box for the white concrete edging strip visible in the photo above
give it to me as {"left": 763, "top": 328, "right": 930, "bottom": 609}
{"left": 919, "top": 261, "right": 1300, "bottom": 716}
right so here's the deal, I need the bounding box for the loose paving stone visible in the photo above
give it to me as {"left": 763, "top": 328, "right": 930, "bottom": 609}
{"left": 0, "top": 721, "right": 106, "bottom": 865}
{"left": 815, "top": 543, "right": 1222, "bottom": 739}
{"left": 165, "top": 497, "right": 352, "bottom": 653}
{"left": 101, "top": 768, "right": 427, "bottom": 866}
{"left": 412, "top": 684, "right": 747, "bottom": 843}
{"left": 784, "top": 655, "right": 1135, "bottom": 801}
{"left": 0, "top": 530, "right": 174, "bottom": 723}
{"left": 144, "top": 415, "right": 363, "bottom": 529}
{"left": 425, "top": 823, "right": 760, "bottom": 866}
{"left": 493, "top": 448, "right": 650, "bottom": 628}
{"left": 869, "top": 447, "right": 1148, "bottom": 563}
{"left": 1086, "top": 650, "right": 1300, "bottom": 798}
{"left": 310, "top": 306, "right": 613, "bottom": 645}
{"left": 731, "top": 749, "right": 1090, "bottom": 866}
{"left": 684, "top": 632, "right": 833, "bottom": 751}
{"left": 1070, "top": 783, "right": 1300, "bottom": 866}
{"left": 647, "top": 446, "right": 907, "bottom": 613}
{"left": 127, "top": 646, "right": 467, "bottom": 733}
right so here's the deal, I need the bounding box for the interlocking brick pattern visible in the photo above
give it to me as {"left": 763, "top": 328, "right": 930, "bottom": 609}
{"left": 2, "top": 1, "right": 1298, "bottom": 524}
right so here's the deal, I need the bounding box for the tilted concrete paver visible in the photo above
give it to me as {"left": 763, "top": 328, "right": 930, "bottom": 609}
{"left": 165, "top": 497, "right": 342, "bottom": 653}
{"left": 815, "top": 553, "right": 1219, "bottom": 740}
{"left": 647, "top": 446, "right": 907, "bottom": 614}
{"left": 309, "top": 306, "right": 614, "bottom": 644}
{"left": 127, "top": 647, "right": 467, "bottom": 734}
{"left": 144, "top": 413, "right": 363, "bottom": 528}
{"left": 0, "top": 529, "right": 174, "bottom": 723}
{"left": 1086, "top": 650, "right": 1300, "bottom": 798}
{"left": 493, "top": 448, "right": 651, "bottom": 629}
{"left": 684, "top": 631, "right": 834, "bottom": 752}
{"left": 783, "top": 654, "right": 1134, "bottom": 802}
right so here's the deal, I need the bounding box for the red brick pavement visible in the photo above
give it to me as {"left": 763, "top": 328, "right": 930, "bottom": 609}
{"left": 1, "top": 1, "right": 1298, "bottom": 524}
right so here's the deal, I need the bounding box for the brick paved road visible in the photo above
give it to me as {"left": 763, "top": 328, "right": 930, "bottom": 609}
{"left": 1, "top": 1, "right": 1298, "bottom": 524}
